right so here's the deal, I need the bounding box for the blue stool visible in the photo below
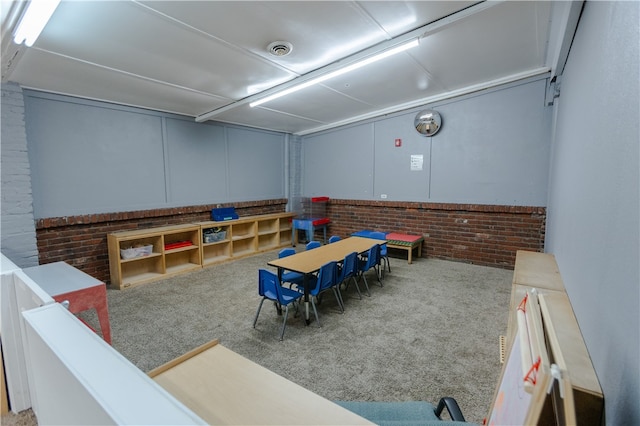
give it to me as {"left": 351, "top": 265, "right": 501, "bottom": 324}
{"left": 293, "top": 218, "right": 328, "bottom": 245}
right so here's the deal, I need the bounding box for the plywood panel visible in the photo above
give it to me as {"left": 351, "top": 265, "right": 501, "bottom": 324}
{"left": 151, "top": 341, "right": 373, "bottom": 425}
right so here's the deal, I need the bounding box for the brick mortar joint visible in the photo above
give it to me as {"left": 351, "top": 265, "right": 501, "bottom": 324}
{"left": 35, "top": 199, "right": 288, "bottom": 229}
{"left": 328, "top": 199, "right": 546, "bottom": 214}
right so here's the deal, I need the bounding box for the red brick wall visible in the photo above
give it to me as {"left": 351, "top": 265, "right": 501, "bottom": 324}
{"left": 35, "top": 199, "right": 288, "bottom": 285}
{"left": 325, "top": 199, "right": 545, "bottom": 269}
{"left": 35, "top": 198, "right": 544, "bottom": 285}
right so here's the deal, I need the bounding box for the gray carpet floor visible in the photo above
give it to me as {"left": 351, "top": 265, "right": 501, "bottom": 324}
{"left": 3, "top": 249, "right": 513, "bottom": 425}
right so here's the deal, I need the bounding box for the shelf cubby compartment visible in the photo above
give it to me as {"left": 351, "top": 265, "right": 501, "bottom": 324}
{"left": 257, "top": 218, "right": 278, "bottom": 234}
{"left": 164, "top": 229, "right": 200, "bottom": 251}
{"left": 120, "top": 255, "right": 163, "bottom": 289}
{"left": 231, "top": 221, "right": 256, "bottom": 240}
{"left": 165, "top": 249, "right": 201, "bottom": 275}
{"left": 258, "top": 232, "right": 279, "bottom": 250}
{"left": 279, "top": 217, "right": 293, "bottom": 232}
{"left": 279, "top": 228, "right": 293, "bottom": 245}
{"left": 232, "top": 237, "right": 256, "bottom": 257}
{"left": 202, "top": 241, "right": 232, "bottom": 266}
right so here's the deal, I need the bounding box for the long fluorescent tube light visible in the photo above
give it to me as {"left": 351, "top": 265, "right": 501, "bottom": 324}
{"left": 13, "top": 0, "right": 61, "bottom": 47}
{"left": 249, "top": 38, "right": 420, "bottom": 108}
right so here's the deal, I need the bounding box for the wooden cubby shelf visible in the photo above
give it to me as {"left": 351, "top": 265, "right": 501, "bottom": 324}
{"left": 108, "top": 213, "right": 295, "bottom": 289}
{"left": 108, "top": 224, "right": 202, "bottom": 290}
{"left": 197, "top": 212, "right": 295, "bottom": 268}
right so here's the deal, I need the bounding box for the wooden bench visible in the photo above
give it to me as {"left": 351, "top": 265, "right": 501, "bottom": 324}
{"left": 385, "top": 233, "right": 424, "bottom": 264}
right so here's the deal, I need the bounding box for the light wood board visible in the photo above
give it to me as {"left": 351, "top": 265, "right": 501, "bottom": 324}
{"left": 150, "top": 340, "right": 373, "bottom": 425}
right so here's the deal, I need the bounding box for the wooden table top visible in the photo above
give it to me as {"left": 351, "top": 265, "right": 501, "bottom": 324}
{"left": 150, "top": 340, "right": 373, "bottom": 425}
{"left": 267, "top": 237, "right": 381, "bottom": 274}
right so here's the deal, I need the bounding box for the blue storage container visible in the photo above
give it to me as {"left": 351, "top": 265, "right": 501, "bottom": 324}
{"left": 211, "top": 207, "right": 239, "bottom": 221}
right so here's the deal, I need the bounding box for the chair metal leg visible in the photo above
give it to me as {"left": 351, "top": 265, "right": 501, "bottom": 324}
{"left": 379, "top": 257, "right": 389, "bottom": 279}
{"left": 374, "top": 265, "right": 383, "bottom": 287}
{"left": 279, "top": 305, "right": 290, "bottom": 340}
{"left": 310, "top": 298, "right": 321, "bottom": 327}
{"left": 253, "top": 298, "right": 265, "bottom": 328}
{"left": 332, "top": 287, "right": 344, "bottom": 313}
{"left": 347, "top": 275, "right": 362, "bottom": 299}
{"left": 359, "top": 272, "right": 372, "bottom": 296}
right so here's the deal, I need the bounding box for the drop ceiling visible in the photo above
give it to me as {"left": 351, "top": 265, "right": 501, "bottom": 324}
{"left": 1, "top": 1, "right": 578, "bottom": 136}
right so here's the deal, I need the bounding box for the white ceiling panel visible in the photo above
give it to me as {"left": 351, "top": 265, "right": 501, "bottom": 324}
{"left": 359, "top": 1, "right": 479, "bottom": 36}
{"left": 254, "top": 84, "right": 373, "bottom": 124}
{"left": 321, "top": 51, "right": 440, "bottom": 107}
{"left": 1, "top": 1, "right": 568, "bottom": 135}
{"left": 213, "top": 103, "right": 325, "bottom": 135}
{"left": 416, "top": 1, "right": 552, "bottom": 91}
{"left": 14, "top": 49, "right": 227, "bottom": 117}
{"left": 141, "top": 1, "right": 392, "bottom": 75}
{"left": 40, "top": 1, "right": 296, "bottom": 100}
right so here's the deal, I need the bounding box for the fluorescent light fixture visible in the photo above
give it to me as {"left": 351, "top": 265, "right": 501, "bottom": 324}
{"left": 13, "top": 0, "right": 61, "bottom": 47}
{"left": 250, "top": 38, "right": 420, "bottom": 108}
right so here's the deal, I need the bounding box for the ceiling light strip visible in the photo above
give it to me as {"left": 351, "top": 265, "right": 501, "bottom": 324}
{"left": 249, "top": 39, "right": 420, "bottom": 108}
{"left": 13, "top": 0, "right": 61, "bottom": 47}
{"left": 195, "top": 0, "right": 503, "bottom": 123}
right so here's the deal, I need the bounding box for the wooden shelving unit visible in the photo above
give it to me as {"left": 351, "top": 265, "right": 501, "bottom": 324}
{"left": 197, "top": 212, "right": 294, "bottom": 268}
{"left": 108, "top": 213, "right": 295, "bottom": 289}
{"left": 107, "top": 224, "right": 202, "bottom": 290}
{"left": 498, "top": 250, "right": 604, "bottom": 424}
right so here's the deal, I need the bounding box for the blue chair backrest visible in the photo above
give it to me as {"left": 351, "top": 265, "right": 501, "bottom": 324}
{"left": 279, "top": 247, "right": 296, "bottom": 258}
{"left": 368, "top": 232, "right": 387, "bottom": 253}
{"left": 339, "top": 251, "right": 358, "bottom": 281}
{"left": 306, "top": 241, "right": 321, "bottom": 250}
{"left": 312, "top": 261, "right": 337, "bottom": 294}
{"left": 258, "top": 269, "right": 282, "bottom": 302}
{"left": 363, "top": 244, "right": 381, "bottom": 269}
{"left": 329, "top": 235, "right": 341, "bottom": 243}
{"left": 369, "top": 231, "right": 386, "bottom": 241}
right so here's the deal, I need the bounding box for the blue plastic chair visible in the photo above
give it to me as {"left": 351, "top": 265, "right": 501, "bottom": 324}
{"left": 328, "top": 235, "right": 341, "bottom": 243}
{"left": 338, "top": 251, "right": 362, "bottom": 300}
{"left": 305, "top": 261, "right": 341, "bottom": 326}
{"left": 369, "top": 231, "right": 390, "bottom": 277}
{"left": 358, "top": 244, "right": 382, "bottom": 296}
{"left": 253, "top": 269, "right": 303, "bottom": 340}
{"left": 278, "top": 248, "right": 303, "bottom": 288}
{"left": 306, "top": 240, "right": 321, "bottom": 250}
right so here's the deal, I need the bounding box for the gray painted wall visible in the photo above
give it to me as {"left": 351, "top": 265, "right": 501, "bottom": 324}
{"left": 23, "top": 91, "right": 287, "bottom": 219}
{"left": 302, "top": 77, "right": 551, "bottom": 206}
{"left": 0, "top": 83, "right": 38, "bottom": 268}
{"left": 545, "top": 1, "right": 639, "bottom": 425}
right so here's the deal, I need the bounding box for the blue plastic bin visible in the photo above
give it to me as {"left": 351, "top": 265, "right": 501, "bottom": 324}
{"left": 211, "top": 207, "right": 239, "bottom": 221}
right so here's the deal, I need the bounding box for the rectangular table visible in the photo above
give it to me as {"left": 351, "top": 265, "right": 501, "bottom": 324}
{"left": 267, "top": 236, "right": 381, "bottom": 323}
{"left": 149, "top": 339, "right": 373, "bottom": 425}
{"left": 23, "top": 261, "right": 112, "bottom": 344}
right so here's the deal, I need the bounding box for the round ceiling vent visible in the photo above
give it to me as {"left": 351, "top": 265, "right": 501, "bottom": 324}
{"left": 267, "top": 41, "right": 293, "bottom": 57}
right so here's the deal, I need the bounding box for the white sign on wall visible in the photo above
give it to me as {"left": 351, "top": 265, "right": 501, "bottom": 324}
{"left": 410, "top": 154, "right": 423, "bottom": 171}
